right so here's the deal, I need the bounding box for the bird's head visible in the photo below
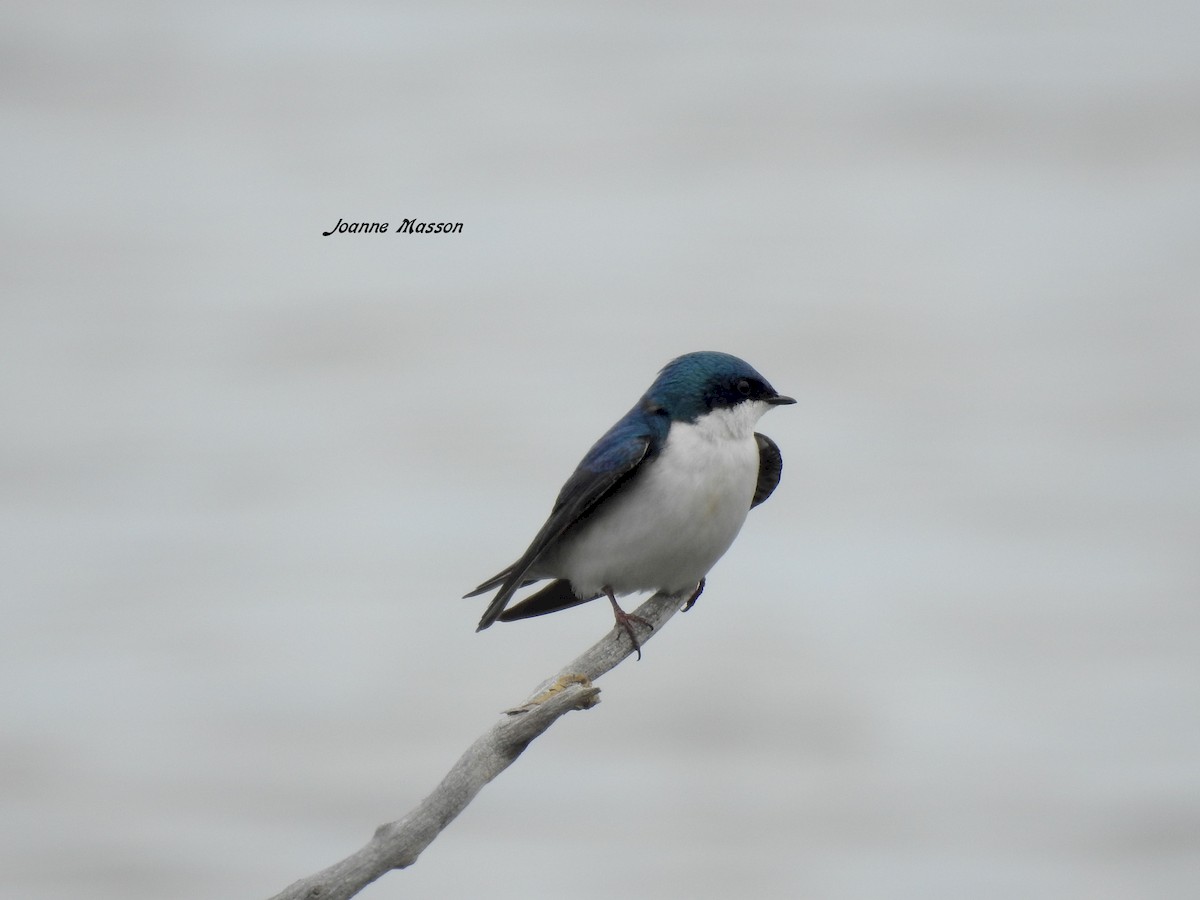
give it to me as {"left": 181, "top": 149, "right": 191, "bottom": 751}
{"left": 643, "top": 351, "right": 795, "bottom": 426}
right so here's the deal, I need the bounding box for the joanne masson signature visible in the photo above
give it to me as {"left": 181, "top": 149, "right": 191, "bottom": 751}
{"left": 321, "top": 218, "right": 463, "bottom": 236}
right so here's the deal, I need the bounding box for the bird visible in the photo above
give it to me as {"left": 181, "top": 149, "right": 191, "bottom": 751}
{"left": 464, "top": 350, "right": 795, "bottom": 658}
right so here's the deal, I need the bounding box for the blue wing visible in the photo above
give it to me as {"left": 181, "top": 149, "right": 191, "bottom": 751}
{"left": 468, "top": 402, "right": 668, "bottom": 631}
{"left": 751, "top": 432, "right": 784, "bottom": 508}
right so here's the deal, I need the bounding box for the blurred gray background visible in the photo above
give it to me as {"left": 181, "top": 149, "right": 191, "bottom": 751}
{"left": 3, "top": 2, "right": 1198, "bottom": 898}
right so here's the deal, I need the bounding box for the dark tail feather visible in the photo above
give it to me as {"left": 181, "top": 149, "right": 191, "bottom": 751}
{"left": 466, "top": 571, "right": 543, "bottom": 602}
{"left": 496, "top": 580, "right": 599, "bottom": 623}
{"left": 463, "top": 567, "right": 513, "bottom": 599}
{"left": 476, "top": 580, "right": 518, "bottom": 631}
{"left": 468, "top": 563, "right": 547, "bottom": 630}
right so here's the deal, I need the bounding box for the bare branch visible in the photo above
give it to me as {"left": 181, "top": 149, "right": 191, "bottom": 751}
{"left": 267, "top": 589, "right": 689, "bottom": 900}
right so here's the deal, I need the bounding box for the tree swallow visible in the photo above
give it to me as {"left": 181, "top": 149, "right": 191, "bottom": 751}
{"left": 465, "top": 351, "right": 795, "bottom": 657}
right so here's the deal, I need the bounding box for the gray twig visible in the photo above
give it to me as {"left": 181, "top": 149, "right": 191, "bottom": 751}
{"left": 267, "top": 589, "right": 688, "bottom": 900}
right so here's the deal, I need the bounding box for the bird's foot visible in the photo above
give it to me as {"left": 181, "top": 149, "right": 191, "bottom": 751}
{"left": 681, "top": 578, "right": 706, "bottom": 612}
{"left": 605, "top": 587, "right": 653, "bottom": 660}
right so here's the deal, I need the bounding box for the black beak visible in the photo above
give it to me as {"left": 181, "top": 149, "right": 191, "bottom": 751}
{"left": 766, "top": 393, "right": 796, "bottom": 406}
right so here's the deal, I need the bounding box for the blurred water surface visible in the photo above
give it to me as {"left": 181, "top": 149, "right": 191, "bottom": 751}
{"left": 2, "top": 2, "right": 1198, "bottom": 898}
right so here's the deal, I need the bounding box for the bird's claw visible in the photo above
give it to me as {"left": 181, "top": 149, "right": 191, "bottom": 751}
{"left": 612, "top": 609, "right": 653, "bottom": 660}
{"left": 681, "top": 578, "right": 706, "bottom": 612}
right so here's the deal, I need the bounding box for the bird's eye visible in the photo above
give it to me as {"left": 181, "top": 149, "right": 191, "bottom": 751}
{"left": 737, "top": 379, "right": 751, "bottom": 396}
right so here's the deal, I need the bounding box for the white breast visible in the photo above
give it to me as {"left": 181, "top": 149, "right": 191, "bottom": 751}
{"left": 543, "top": 401, "right": 768, "bottom": 597}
